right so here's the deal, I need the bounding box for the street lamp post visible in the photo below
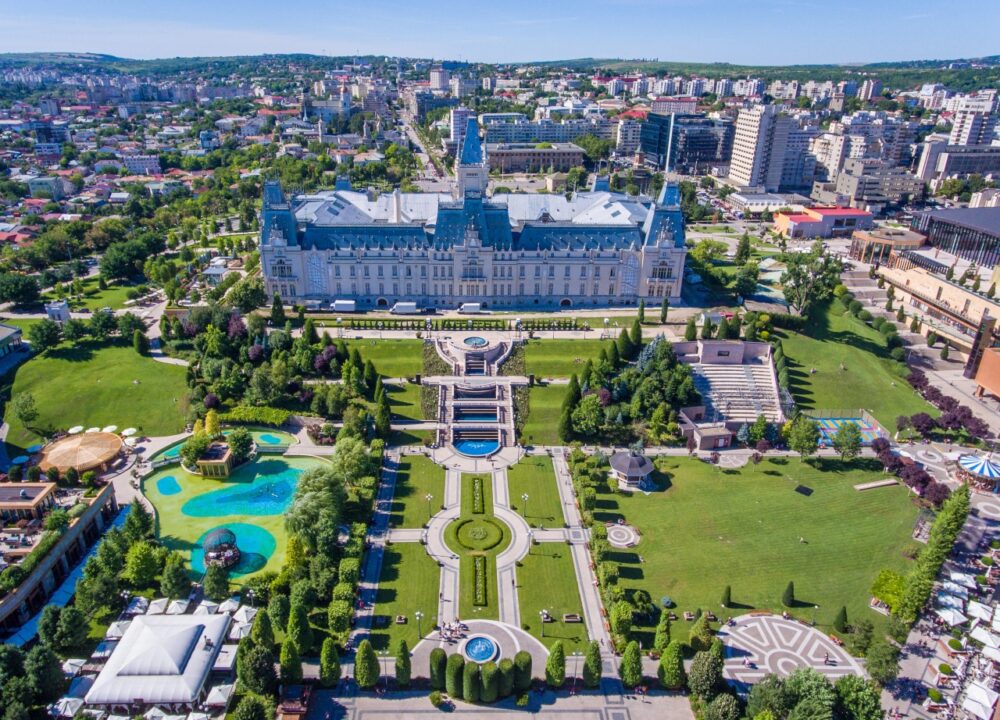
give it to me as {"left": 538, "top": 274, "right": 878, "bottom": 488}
{"left": 539, "top": 609, "right": 547, "bottom": 638}
{"left": 379, "top": 650, "right": 389, "bottom": 691}
{"left": 813, "top": 605, "right": 819, "bottom": 627}
{"left": 425, "top": 493, "right": 434, "bottom": 523}
{"left": 521, "top": 493, "right": 529, "bottom": 518}
{"left": 415, "top": 610, "right": 424, "bottom": 639}
{"left": 246, "top": 589, "right": 255, "bottom": 608}
{"left": 572, "top": 650, "right": 582, "bottom": 693}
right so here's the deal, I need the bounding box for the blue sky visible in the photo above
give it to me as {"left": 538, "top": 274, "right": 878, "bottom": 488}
{"left": 2, "top": 0, "right": 998, "bottom": 65}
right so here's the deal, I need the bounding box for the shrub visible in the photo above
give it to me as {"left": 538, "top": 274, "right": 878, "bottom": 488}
{"left": 219, "top": 406, "right": 291, "bottom": 426}
{"left": 939, "top": 663, "right": 953, "bottom": 675}
{"left": 513, "top": 650, "right": 532, "bottom": 692}
{"left": 498, "top": 658, "right": 515, "bottom": 697}
{"left": 429, "top": 648, "right": 447, "bottom": 690}
{"left": 445, "top": 654, "right": 465, "bottom": 698}
{"left": 928, "top": 688, "right": 943, "bottom": 702}
{"left": 429, "top": 690, "right": 443, "bottom": 707}
{"left": 463, "top": 661, "right": 481, "bottom": 703}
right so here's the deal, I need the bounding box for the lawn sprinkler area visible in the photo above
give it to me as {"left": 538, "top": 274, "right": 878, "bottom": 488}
{"left": 143, "top": 454, "right": 327, "bottom": 580}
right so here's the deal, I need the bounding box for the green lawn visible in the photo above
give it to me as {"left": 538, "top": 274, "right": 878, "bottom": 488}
{"left": 444, "top": 474, "right": 511, "bottom": 621}
{"left": 778, "top": 303, "right": 935, "bottom": 427}
{"left": 3, "top": 340, "right": 190, "bottom": 451}
{"left": 386, "top": 382, "right": 424, "bottom": 422}
{"left": 370, "top": 543, "right": 441, "bottom": 652}
{"left": 507, "top": 455, "right": 565, "bottom": 528}
{"left": 520, "top": 384, "right": 567, "bottom": 446}
{"left": 42, "top": 277, "right": 139, "bottom": 312}
{"left": 342, "top": 339, "right": 424, "bottom": 378}
{"left": 517, "top": 543, "right": 588, "bottom": 653}
{"left": 602, "top": 456, "right": 919, "bottom": 638}
{"left": 0, "top": 316, "right": 42, "bottom": 335}
{"left": 523, "top": 339, "right": 613, "bottom": 378}
{"left": 389, "top": 455, "right": 446, "bottom": 529}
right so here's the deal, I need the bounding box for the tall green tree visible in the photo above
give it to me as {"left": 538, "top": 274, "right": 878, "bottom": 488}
{"left": 280, "top": 639, "right": 303, "bottom": 683}
{"left": 688, "top": 649, "right": 723, "bottom": 700}
{"left": 660, "top": 298, "right": 670, "bottom": 324}
{"left": 734, "top": 233, "right": 752, "bottom": 265}
{"left": 250, "top": 608, "right": 275, "bottom": 650}
{"left": 319, "top": 638, "right": 341, "bottom": 687}
{"left": 394, "top": 639, "right": 411, "bottom": 687}
{"left": 428, "top": 648, "right": 447, "bottom": 691}
{"left": 545, "top": 641, "right": 566, "bottom": 687}
{"left": 582, "top": 640, "right": 602, "bottom": 688}
{"left": 619, "top": 641, "right": 642, "bottom": 688}
{"left": 285, "top": 603, "right": 314, "bottom": 654}
{"left": 354, "top": 639, "right": 380, "bottom": 689}
{"left": 203, "top": 564, "right": 230, "bottom": 601}
{"left": 160, "top": 552, "right": 192, "bottom": 600}
{"left": 832, "top": 422, "right": 862, "bottom": 462}
{"left": 445, "top": 653, "right": 465, "bottom": 698}
{"left": 788, "top": 417, "right": 821, "bottom": 462}
{"left": 658, "top": 641, "right": 686, "bottom": 690}
{"left": 513, "top": 650, "right": 533, "bottom": 692}
{"left": 270, "top": 293, "right": 286, "bottom": 325}
{"left": 637, "top": 299, "right": 646, "bottom": 324}
{"left": 462, "top": 661, "right": 481, "bottom": 703}
{"left": 685, "top": 316, "right": 697, "bottom": 341}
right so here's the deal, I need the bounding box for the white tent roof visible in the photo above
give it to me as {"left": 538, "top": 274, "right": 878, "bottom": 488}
{"left": 85, "top": 614, "right": 230, "bottom": 706}
{"left": 964, "top": 682, "right": 1000, "bottom": 720}
{"left": 969, "top": 600, "right": 994, "bottom": 623}
{"left": 147, "top": 598, "right": 169, "bottom": 615}
{"left": 217, "top": 597, "right": 240, "bottom": 613}
{"left": 936, "top": 607, "right": 968, "bottom": 626}
{"left": 227, "top": 623, "right": 251, "bottom": 641}
{"left": 125, "top": 597, "right": 148, "bottom": 616}
{"left": 204, "top": 683, "right": 235, "bottom": 708}
{"left": 984, "top": 645, "right": 1000, "bottom": 663}
{"left": 971, "top": 626, "right": 1000, "bottom": 648}
{"left": 936, "top": 592, "right": 965, "bottom": 611}
{"left": 941, "top": 581, "right": 969, "bottom": 599}
{"left": 950, "top": 571, "right": 978, "bottom": 589}
{"left": 52, "top": 697, "right": 84, "bottom": 717}
{"left": 186, "top": 713, "right": 210, "bottom": 720}
{"left": 192, "top": 601, "right": 218, "bottom": 615}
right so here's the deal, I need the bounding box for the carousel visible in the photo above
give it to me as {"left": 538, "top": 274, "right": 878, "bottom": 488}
{"left": 202, "top": 527, "right": 241, "bottom": 569}
{"left": 956, "top": 454, "right": 1000, "bottom": 493}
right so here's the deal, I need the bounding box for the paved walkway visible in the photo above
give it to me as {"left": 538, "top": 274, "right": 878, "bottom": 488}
{"left": 351, "top": 449, "right": 400, "bottom": 648}
{"left": 719, "top": 614, "right": 864, "bottom": 691}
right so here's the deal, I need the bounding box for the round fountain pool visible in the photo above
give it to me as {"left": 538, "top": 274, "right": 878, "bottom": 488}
{"left": 463, "top": 336, "right": 488, "bottom": 348}
{"left": 463, "top": 635, "right": 500, "bottom": 663}
{"left": 454, "top": 439, "right": 500, "bottom": 457}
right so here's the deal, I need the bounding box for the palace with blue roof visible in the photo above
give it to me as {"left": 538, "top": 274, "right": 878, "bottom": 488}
{"left": 259, "top": 119, "right": 686, "bottom": 309}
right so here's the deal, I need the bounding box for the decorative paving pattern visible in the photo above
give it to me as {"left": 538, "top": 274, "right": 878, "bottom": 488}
{"left": 976, "top": 501, "right": 1000, "bottom": 521}
{"left": 718, "top": 453, "right": 748, "bottom": 469}
{"left": 719, "top": 614, "right": 864, "bottom": 688}
{"left": 915, "top": 449, "right": 944, "bottom": 464}
{"left": 410, "top": 618, "right": 549, "bottom": 672}
{"left": 606, "top": 523, "right": 640, "bottom": 548}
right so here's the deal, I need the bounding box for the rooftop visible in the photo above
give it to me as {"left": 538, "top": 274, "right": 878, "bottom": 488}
{"left": 0, "top": 482, "right": 55, "bottom": 507}
{"left": 920, "top": 207, "right": 1000, "bottom": 237}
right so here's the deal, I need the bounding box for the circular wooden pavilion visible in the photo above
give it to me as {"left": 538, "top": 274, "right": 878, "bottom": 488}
{"left": 38, "top": 431, "right": 124, "bottom": 474}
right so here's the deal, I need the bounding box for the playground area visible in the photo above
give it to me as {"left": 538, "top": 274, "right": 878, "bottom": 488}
{"left": 809, "top": 410, "right": 886, "bottom": 447}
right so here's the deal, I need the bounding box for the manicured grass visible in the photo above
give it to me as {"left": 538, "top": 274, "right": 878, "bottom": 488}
{"left": 2, "top": 340, "right": 190, "bottom": 451}
{"left": 507, "top": 455, "right": 565, "bottom": 528}
{"left": 520, "top": 384, "right": 567, "bottom": 446}
{"left": 389, "top": 455, "right": 446, "bottom": 529}
{"left": 342, "top": 339, "right": 424, "bottom": 378}
{"left": 778, "top": 303, "right": 935, "bottom": 427}
{"left": 517, "top": 543, "right": 588, "bottom": 653}
{"left": 386, "top": 382, "right": 424, "bottom": 422}
{"left": 42, "top": 277, "right": 139, "bottom": 311}
{"left": 523, "top": 339, "right": 613, "bottom": 378}
{"left": 370, "top": 542, "right": 441, "bottom": 652}
{"left": 444, "top": 474, "right": 511, "bottom": 621}
{"left": 602, "top": 456, "right": 919, "bottom": 636}
{"left": 0, "top": 316, "right": 42, "bottom": 334}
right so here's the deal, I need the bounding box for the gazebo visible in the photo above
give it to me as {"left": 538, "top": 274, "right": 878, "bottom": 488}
{"left": 956, "top": 454, "right": 1000, "bottom": 492}
{"left": 203, "top": 528, "right": 240, "bottom": 569}
{"left": 38, "top": 432, "right": 124, "bottom": 474}
{"left": 609, "top": 450, "right": 654, "bottom": 489}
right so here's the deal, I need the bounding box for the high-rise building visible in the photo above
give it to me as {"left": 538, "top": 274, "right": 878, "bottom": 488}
{"left": 728, "top": 105, "right": 791, "bottom": 192}
{"left": 639, "top": 113, "right": 734, "bottom": 172}
{"left": 949, "top": 95, "right": 998, "bottom": 146}
{"left": 450, "top": 107, "right": 476, "bottom": 143}
{"left": 858, "top": 78, "right": 882, "bottom": 102}
{"left": 429, "top": 66, "right": 450, "bottom": 92}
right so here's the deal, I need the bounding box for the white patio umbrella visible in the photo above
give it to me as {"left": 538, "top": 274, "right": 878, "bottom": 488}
{"left": 204, "top": 684, "right": 235, "bottom": 708}
{"left": 193, "top": 600, "right": 219, "bottom": 615}
{"left": 124, "top": 437, "right": 138, "bottom": 447}
{"left": 85, "top": 427, "right": 100, "bottom": 433}
{"left": 161, "top": 715, "right": 186, "bottom": 720}
{"left": 101, "top": 425, "right": 118, "bottom": 433}
{"left": 218, "top": 597, "right": 240, "bottom": 613}
{"left": 52, "top": 697, "right": 84, "bottom": 717}
{"left": 104, "top": 620, "right": 131, "bottom": 639}
{"left": 143, "top": 708, "right": 167, "bottom": 720}
{"left": 61, "top": 658, "right": 85, "bottom": 677}
{"left": 232, "top": 606, "right": 258, "bottom": 624}
{"left": 227, "top": 623, "right": 251, "bottom": 641}
{"left": 108, "top": 715, "right": 131, "bottom": 720}
{"left": 146, "top": 598, "right": 169, "bottom": 615}
{"left": 68, "top": 426, "right": 84, "bottom": 434}
{"left": 186, "top": 713, "right": 211, "bottom": 720}
{"left": 166, "top": 599, "right": 189, "bottom": 615}
{"left": 121, "top": 428, "right": 137, "bottom": 437}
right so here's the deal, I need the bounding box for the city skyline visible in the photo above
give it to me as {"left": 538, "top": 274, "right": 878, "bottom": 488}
{"left": 2, "top": 0, "right": 999, "bottom": 66}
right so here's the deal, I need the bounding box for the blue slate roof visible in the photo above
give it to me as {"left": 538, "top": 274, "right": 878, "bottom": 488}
{"left": 459, "top": 118, "right": 483, "bottom": 166}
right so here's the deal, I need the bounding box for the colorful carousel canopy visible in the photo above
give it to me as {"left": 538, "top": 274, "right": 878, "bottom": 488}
{"left": 960, "top": 454, "right": 1000, "bottom": 480}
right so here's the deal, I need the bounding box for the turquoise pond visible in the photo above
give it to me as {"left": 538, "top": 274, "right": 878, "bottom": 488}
{"left": 190, "top": 522, "right": 276, "bottom": 576}
{"left": 181, "top": 458, "right": 302, "bottom": 517}
{"left": 156, "top": 475, "right": 182, "bottom": 495}
{"left": 151, "top": 428, "right": 295, "bottom": 462}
